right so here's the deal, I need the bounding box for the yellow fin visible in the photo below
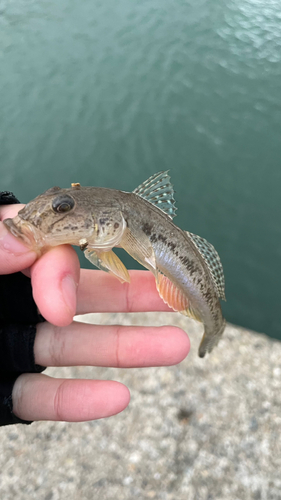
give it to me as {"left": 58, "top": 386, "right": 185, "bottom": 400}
{"left": 120, "top": 228, "right": 156, "bottom": 274}
{"left": 84, "top": 248, "right": 130, "bottom": 283}
{"left": 156, "top": 272, "right": 202, "bottom": 321}
{"left": 156, "top": 273, "right": 189, "bottom": 313}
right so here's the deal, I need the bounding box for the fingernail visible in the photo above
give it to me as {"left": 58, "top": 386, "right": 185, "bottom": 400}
{"left": 0, "top": 224, "right": 33, "bottom": 254}
{"left": 61, "top": 275, "right": 77, "bottom": 317}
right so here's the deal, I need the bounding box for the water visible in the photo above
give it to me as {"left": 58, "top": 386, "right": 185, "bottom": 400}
{"left": 1, "top": 0, "right": 280, "bottom": 338}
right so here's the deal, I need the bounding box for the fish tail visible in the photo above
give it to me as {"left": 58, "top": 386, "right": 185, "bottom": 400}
{"left": 198, "top": 318, "right": 226, "bottom": 358}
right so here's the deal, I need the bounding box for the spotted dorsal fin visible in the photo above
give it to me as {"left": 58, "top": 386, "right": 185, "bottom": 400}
{"left": 133, "top": 171, "right": 177, "bottom": 219}
{"left": 187, "top": 232, "right": 226, "bottom": 301}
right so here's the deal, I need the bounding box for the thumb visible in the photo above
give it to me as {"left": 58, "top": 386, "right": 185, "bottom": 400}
{"left": 0, "top": 222, "right": 37, "bottom": 274}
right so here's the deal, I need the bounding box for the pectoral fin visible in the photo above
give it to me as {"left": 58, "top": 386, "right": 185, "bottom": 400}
{"left": 84, "top": 248, "right": 130, "bottom": 283}
{"left": 120, "top": 228, "right": 157, "bottom": 274}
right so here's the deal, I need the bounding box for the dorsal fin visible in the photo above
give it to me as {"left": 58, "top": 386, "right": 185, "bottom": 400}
{"left": 187, "top": 232, "right": 226, "bottom": 301}
{"left": 133, "top": 171, "right": 177, "bottom": 219}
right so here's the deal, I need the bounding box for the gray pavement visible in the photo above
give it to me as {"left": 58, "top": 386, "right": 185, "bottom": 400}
{"left": 0, "top": 312, "right": 280, "bottom": 500}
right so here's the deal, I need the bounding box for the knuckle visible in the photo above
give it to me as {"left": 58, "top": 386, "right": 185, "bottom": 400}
{"left": 49, "top": 325, "right": 66, "bottom": 366}
{"left": 53, "top": 380, "right": 68, "bottom": 421}
{"left": 124, "top": 281, "right": 132, "bottom": 312}
{"left": 11, "top": 374, "right": 30, "bottom": 419}
{"left": 114, "top": 326, "right": 121, "bottom": 368}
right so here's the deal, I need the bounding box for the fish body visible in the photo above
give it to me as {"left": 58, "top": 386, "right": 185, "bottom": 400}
{"left": 4, "top": 172, "right": 226, "bottom": 357}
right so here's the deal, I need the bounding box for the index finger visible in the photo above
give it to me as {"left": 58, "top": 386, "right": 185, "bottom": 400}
{"left": 77, "top": 269, "right": 173, "bottom": 314}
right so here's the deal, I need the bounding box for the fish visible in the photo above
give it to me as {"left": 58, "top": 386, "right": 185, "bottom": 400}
{"left": 4, "top": 172, "right": 226, "bottom": 357}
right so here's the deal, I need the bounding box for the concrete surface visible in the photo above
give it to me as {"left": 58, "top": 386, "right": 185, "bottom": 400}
{"left": 0, "top": 312, "right": 280, "bottom": 500}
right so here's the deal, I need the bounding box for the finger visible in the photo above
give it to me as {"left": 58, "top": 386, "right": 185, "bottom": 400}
{"left": 34, "top": 321, "right": 190, "bottom": 368}
{"left": 77, "top": 269, "right": 173, "bottom": 314}
{"left": 31, "top": 245, "right": 80, "bottom": 327}
{"left": 0, "top": 205, "right": 37, "bottom": 274}
{"left": 12, "top": 373, "right": 130, "bottom": 422}
{"left": 1, "top": 204, "right": 81, "bottom": 325}
{"left": 0, "top": 204, "right": 25, "bottom": 222}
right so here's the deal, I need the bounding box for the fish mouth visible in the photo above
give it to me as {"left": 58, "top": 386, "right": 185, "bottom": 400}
{"left": 3, "top": 216, "right": 44, "bottom": 252}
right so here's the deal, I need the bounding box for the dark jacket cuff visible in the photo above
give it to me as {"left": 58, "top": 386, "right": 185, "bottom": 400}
{"left": 0, "top": 191, "right": 46, "bottom": 425}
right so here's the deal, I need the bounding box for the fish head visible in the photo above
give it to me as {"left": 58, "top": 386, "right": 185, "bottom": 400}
{"left": 4, "top": 186, "right": 127, "bottom": 252}
{"left": 4, "top": 186, "right": 94, "bottom": 251}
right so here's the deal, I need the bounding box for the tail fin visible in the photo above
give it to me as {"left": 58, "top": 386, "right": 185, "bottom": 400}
{"left": 198, "top": 319, "right": 226, "bottom": 358}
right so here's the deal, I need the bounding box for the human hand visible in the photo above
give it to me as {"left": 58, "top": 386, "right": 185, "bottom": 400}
{"left": 0, "top": 204, "right": 190, "bottom": 423}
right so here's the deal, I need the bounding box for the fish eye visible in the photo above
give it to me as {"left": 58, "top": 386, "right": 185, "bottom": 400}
{"left": 52, "top": 194, "right": 75, "bottom": 213}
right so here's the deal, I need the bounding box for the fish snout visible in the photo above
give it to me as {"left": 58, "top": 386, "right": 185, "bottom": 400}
{"left": 3, "top": 216, "right": 43, "bottom": 251}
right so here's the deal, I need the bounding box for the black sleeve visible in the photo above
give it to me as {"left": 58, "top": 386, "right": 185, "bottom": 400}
{"left": 0, "top": 192, "right": 46, "bottom": 426}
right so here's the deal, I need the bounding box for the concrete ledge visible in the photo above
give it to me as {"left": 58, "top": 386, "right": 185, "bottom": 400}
{"left": 0, "top": 312, "right": 280, "bottom": 499}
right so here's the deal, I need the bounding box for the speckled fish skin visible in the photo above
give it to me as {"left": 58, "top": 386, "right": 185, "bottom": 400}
{"left": 4, "top": 173, "right": 226, "bottom": 357}
{"left": 121, "top": 193, "right": 226, "bottom": 357}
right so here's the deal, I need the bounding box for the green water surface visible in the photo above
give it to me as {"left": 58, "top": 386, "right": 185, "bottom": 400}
{"left": 1, "top": 0, "right": 280, "bottom": 338}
